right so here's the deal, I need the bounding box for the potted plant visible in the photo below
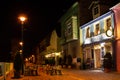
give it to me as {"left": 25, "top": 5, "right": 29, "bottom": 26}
{"left": 103, "top": 52, "right": 112, "bottom": 72}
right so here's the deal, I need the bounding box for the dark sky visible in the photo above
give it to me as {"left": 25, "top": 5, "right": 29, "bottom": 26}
{"left": 0, "top": 0, "right": 77, "bottom": 57}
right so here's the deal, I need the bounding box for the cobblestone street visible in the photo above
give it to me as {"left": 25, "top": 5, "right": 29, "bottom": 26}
{"left": 9, "top": 69, "right": 120, "bottom": 80}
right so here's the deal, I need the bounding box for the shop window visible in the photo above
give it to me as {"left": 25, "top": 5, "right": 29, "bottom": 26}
{"left": 95, "top": 23, "right": 100, "bottom": 36}
{"left": 106, "top": 18, "right": 112, "bottom": 30}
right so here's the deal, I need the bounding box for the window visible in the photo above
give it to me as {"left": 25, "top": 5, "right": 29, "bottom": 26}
{"left": 64, "top": 21, "right": 72, "bottom": 37}
{"left": 94, "top": 6, "right": 99, "bottom": 15}
{"left": 65, "top": 19, "right": 72, "bottom": 36}
{"left": 106, "top": 18, "right": 112, "bottom": 30}
{"left": 86, "top": 27, "right": 90, "bottom": 38}
{"left": 95, "top": 23, "right": 100, "bottom": 35}
{"left": 67, "top": 23, "right": 72, "bottom": 35}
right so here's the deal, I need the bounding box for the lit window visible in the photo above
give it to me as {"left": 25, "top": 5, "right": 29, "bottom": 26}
{"left": 106, "top": 18, "right": 112, "bottom": 30}
{"left": 67, "top": 22, "right": 72, "bottom": 35}
{"left": 86, "top": 27, "right": 90, "bottom": 38}
{"left": 95, "top": 23, "right": 100, "bottom": 35}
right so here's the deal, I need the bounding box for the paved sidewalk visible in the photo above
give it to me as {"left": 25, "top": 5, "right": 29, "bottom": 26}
{"left": 63, "top": 69, "right": 120, "bottom": 80}
{"left": 9, "top": 69, "right": 120, "bottom": 80}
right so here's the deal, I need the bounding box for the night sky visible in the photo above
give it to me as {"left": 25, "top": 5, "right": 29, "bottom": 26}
{"left": 0, "top": 0, "right": 77, "bottom": 59}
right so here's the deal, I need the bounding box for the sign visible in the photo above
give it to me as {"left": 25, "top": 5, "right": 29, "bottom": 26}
{"left": 106, "top": 29, "right": 113, "bottom": 37}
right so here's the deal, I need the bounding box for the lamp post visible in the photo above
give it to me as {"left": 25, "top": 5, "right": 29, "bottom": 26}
{"left": 18, "top": 15, "right": 27, "bottom": 75}
{"left": 18, "top": 16, "right": 27, "bottom": 54}
{"left": 19, "top": 42, "right": 23, "bottom": 54}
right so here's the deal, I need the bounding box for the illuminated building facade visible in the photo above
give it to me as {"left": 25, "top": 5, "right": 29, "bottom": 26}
{"left": 81, "top": 11, "right": 115, "bottom": 69}
{"left": 59, "top": 2, "right": 81, "bottom": 68}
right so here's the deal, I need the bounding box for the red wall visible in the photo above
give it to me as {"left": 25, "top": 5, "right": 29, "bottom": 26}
{"left": 116, "top": 40, "right": 120, "bottom": 72}
{"left": 112, "top": 4, "right": 120, "bottom": 72}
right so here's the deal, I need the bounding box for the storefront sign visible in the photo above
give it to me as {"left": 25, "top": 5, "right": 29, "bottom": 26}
{"left": 106, "top": 29, "right": 113, "bottom": 37}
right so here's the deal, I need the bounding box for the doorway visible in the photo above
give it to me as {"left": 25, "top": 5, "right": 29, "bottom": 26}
{"left": 94, "top": 49, "right": 101, "bottom": 68}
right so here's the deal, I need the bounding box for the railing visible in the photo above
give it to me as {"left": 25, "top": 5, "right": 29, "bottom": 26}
{"left": 0, "top": 62, "right": 13, "bottom": 80}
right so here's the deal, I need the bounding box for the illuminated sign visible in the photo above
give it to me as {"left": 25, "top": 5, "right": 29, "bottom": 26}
{"left": 106, "top": 29, "right": 113, "bottom": 37}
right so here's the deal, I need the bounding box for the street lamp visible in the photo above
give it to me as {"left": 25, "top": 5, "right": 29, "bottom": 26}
{"left": 18, "top": 15, "right": 27, "bottom": 75}
{"left": 19, "top": 41, "right": 23, "bottom": 46}
{"left": 19, "top": 41, "right": 23, "bottom": 54}
{"left": 18, "top": 16, "right": 27, "bottom": 54}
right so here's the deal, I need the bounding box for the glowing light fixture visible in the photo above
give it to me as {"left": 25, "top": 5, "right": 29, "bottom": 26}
{"left": 18, "top": 15, "right": 27, "bottom": 24}
{"left": 106, "top": 29, "right": 112, "bottom": 37}
{"left": 19, "top": 41, "right": 23, "bottom": 46}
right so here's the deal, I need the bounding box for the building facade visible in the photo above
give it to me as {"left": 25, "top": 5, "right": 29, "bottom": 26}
{"left": 111, "top": 3, "right": 120, "bottom": 72}
{"left": 36, "top": 29, "right": 61, "bottom": 65}
{"left": 81, "top": 11, "right": 115, "bottom": 69}
{"left": 59, "top": 2, "right": 81, "bottom": 69}
{"left": 45, "top": 30, "right": 61, "bottom": 65}
{"left": 79, "top": 0, "right": 119, "bottom": 70}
